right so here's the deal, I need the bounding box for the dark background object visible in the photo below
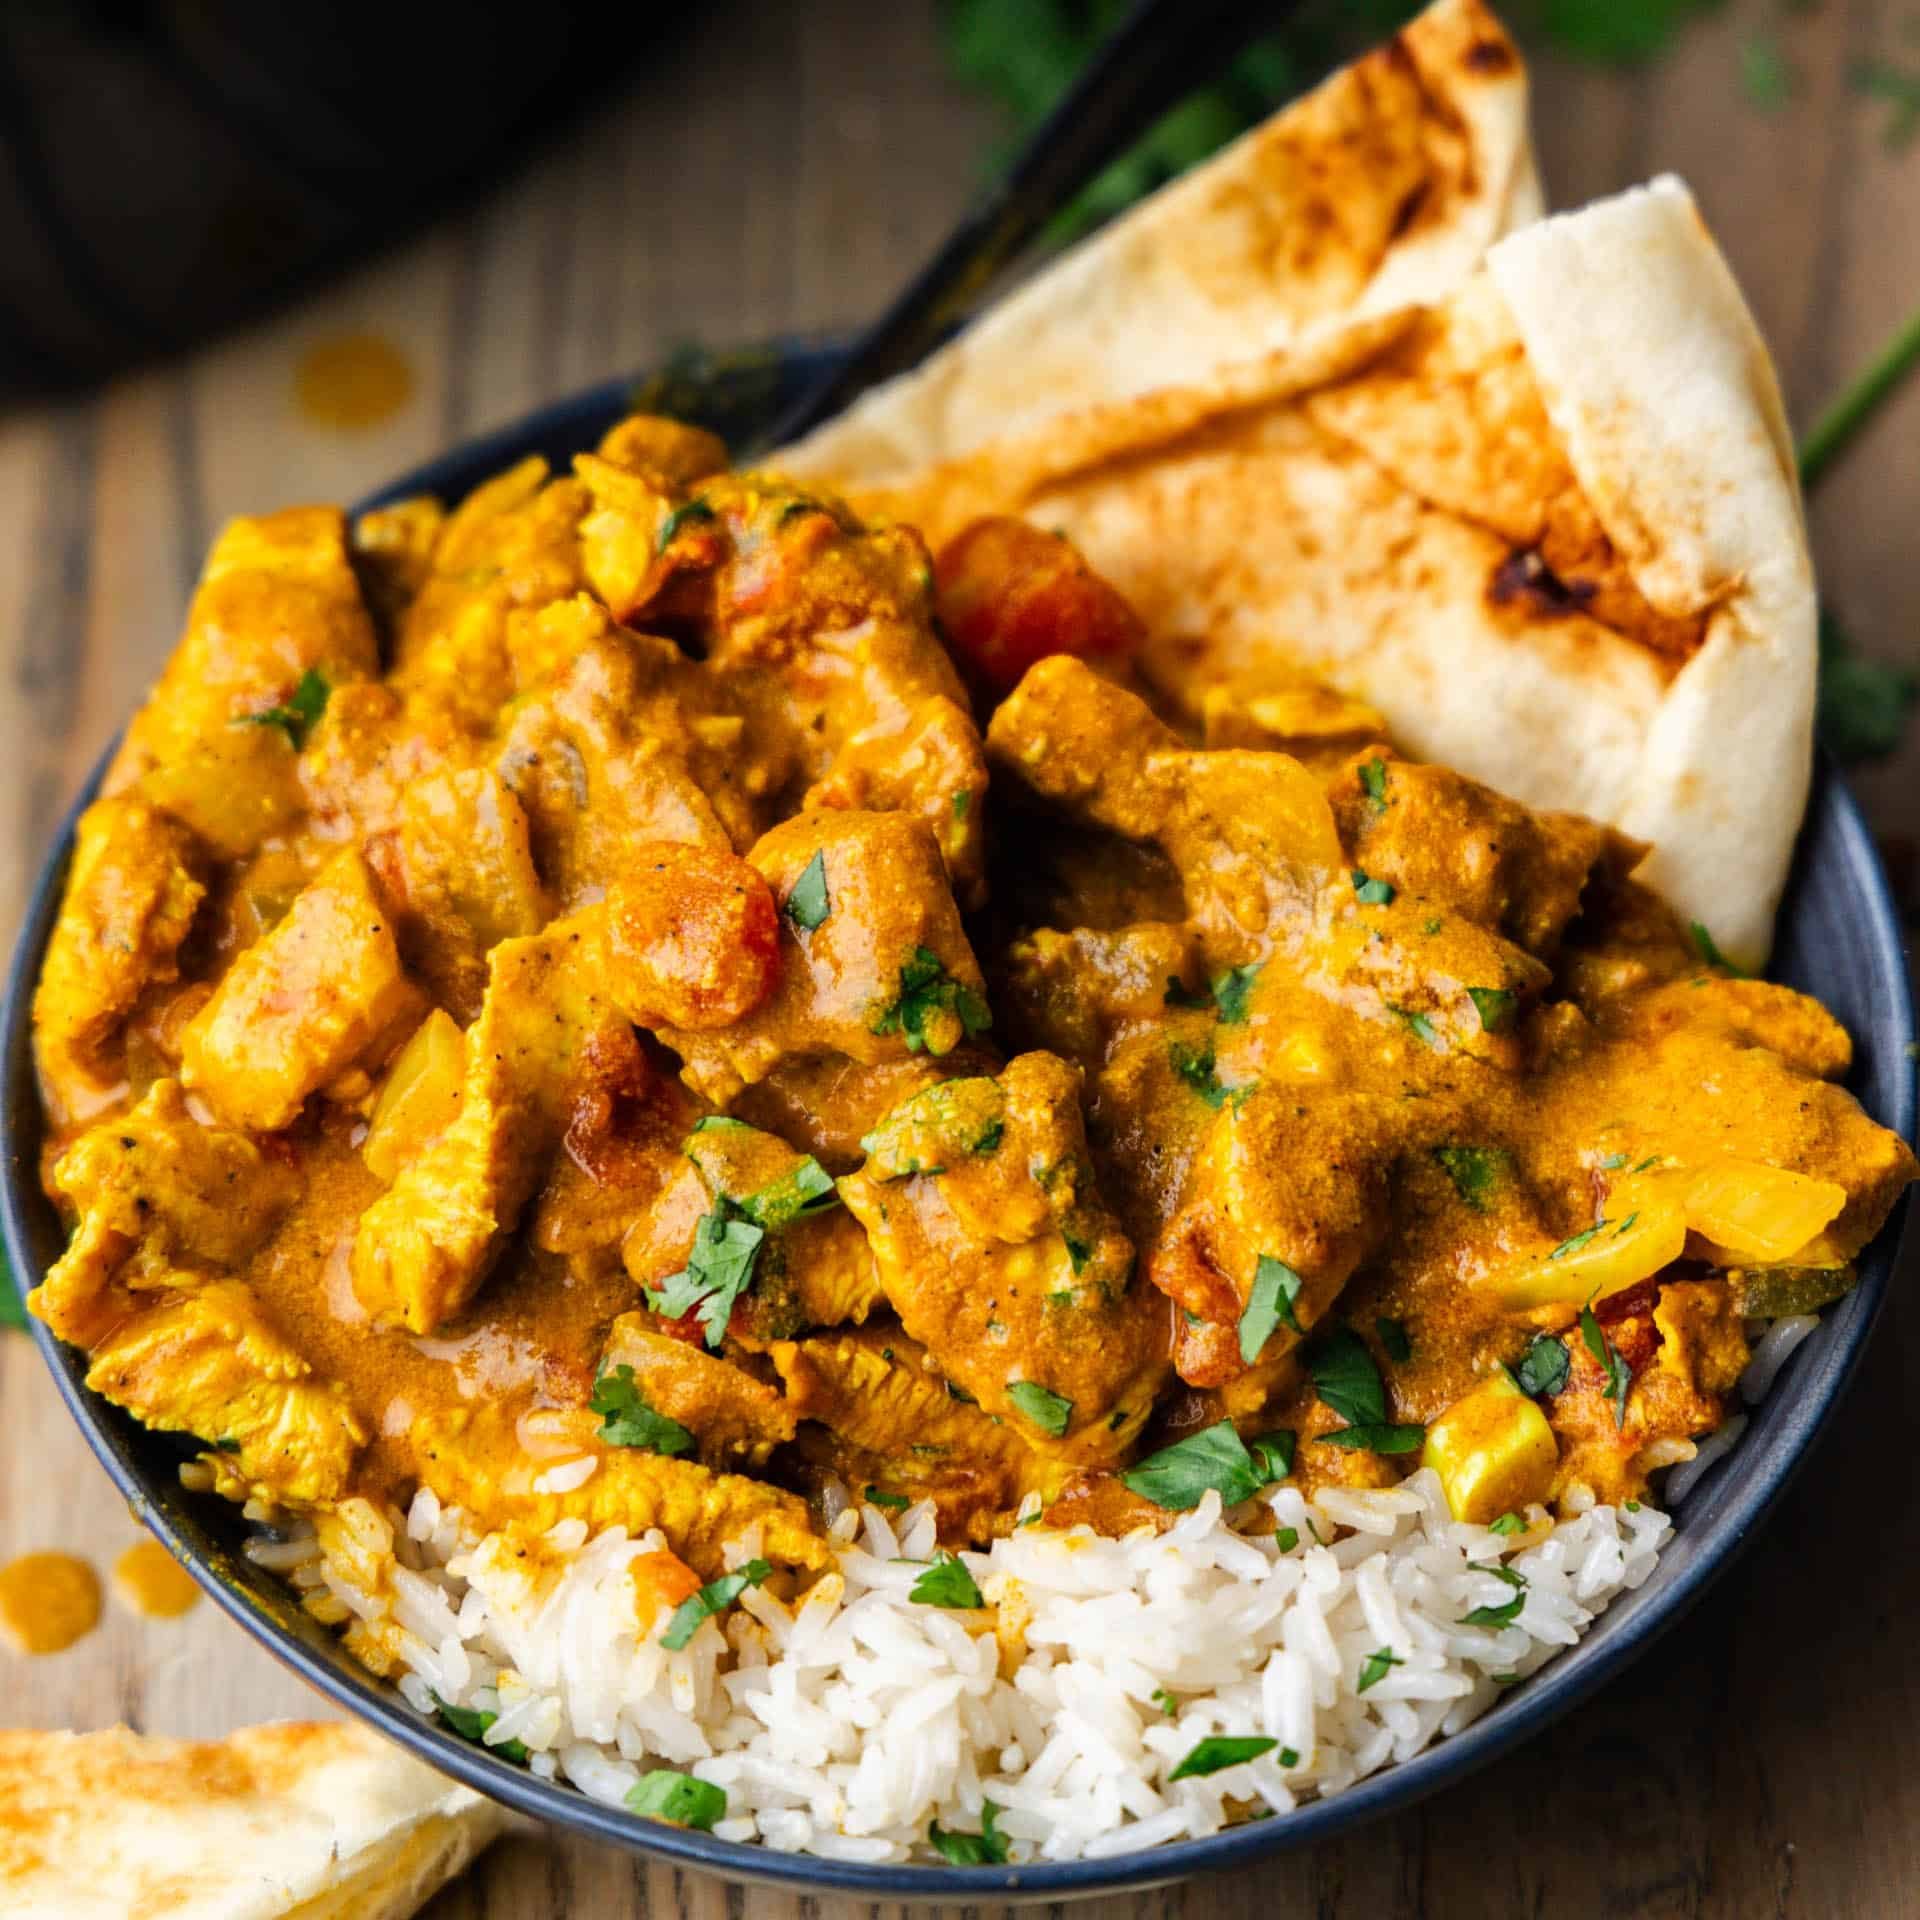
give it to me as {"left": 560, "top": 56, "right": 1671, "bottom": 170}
{"left": 0, "top": 0, "right": 656, "bottom": 398}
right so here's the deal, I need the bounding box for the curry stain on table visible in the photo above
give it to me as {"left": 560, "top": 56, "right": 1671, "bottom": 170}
{"left": 0, "top": 1, "right": 1917, "bottom": 1915}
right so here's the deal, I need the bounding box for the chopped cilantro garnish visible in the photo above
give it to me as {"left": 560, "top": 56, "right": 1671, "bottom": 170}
{"left": 1249, "top": 1430, "right": 1296, "bottom": 1481}
{"left": 1548, "top": 1222, "right": 1605, "bottom": 1261}
{"left": 1006, "top": 1380, "right": 1073, "bottom": 1437}
{"left": 1308, "top": 1326, "right": 1424, "bottom": 1453}
{"left": 1319, "top": 1422, "right": 1425, "bottom": 1453}
{"left": 241, "top": 668, "right": 330, "bottom": 750}
{"left": 1151, "top": 1686, "right": 1179, "bottom": 1716}
{"left": 1433, "top": 1144, "right": 1508, "bottom": 1212}
{"left": 1168, "top": 1735, "right": 1277, "bottom": 1781}
{"left": 589, "top": 1365, "right": 695, "bottom": 1455}
{"left": 661, "top": 1560, "right": 771, "bottom": 1649}
{"left": 1169, "top": 1039, "right": 1242, "bottom": 1108}
{"left": 1390, "top": 1006, "right": 1442, "bottom": 1051}
{"left": 1467, "top": 987, "right": 1517, "bottom": 1034}
{"left": 1688, "top": 920, "right": 1747, "bottom": 976}
{"left": 1489, "top": 1512, "right": 1525, "bottom": 1536}
{"left": 1597, "top": 1152, "right": 1628, "bottom": 1172}
{"left": 1359, "top": 758, "right": 1390, "bottom": 811}
{"left": 1274, "top": 1525, "right": 1300, "bottom": 1552}
{"left": 871, "top": 946, "right": 992, "bottom": 1055}
{"left": 1458, "top": 1564, "right": 1528, "bottom": 1628}
{"left": 743, "top": 1155, "right": 840, "bottom": 1230}
{"left": 909, "top": 1550, "right": 984, "bottom": 1609}
{"left": 1513, "top": 1334, "right": 1570, "bottom": 1399}
{"left": 432, "top": 1692, "right": 529, "bottom": 1763}
{"left": 1357, "top": 1647, "right": 1404, "bottom": 1693}
{"left": 1211, "top": 962, "right": 1262, "bottom": 1025}
{"left": 927, "top": 1800, "right": 1009, "bottom": 1865}
{"left": 645, "top": 1198, "right": 765, "bottom": 1347}
{"left": 1122, "top": 1420, "right": 1276, "bottom": 1510}
{"left": 1238, "top": 1254, "right": 1303, "bottom": 1364}
{"left": 657, "top": 498, "right": 716, "bottom": 550}
{"left": 1579, "top": 1304, "right": 1633, "bottom": 1429}
{"left": 951, "top": 788, "right": 972, "bottom": 821}
{"left": 785, "top": 850, "right": 830, "bottom": 931}
{"left": 1351, "top": 868, "right": 1395, "bottom": 905}
{"left": 864, "top": 1485, "right": 909, "bottom": 1511}
{"left": 627, "top": 1769, "right": 727, "bottom": 1830}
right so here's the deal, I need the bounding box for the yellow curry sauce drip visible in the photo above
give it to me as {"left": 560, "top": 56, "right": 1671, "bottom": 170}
{"left": 293, "top": 333, "right": 415, "bottom": 431}
{"left": 111, "top": 1539, "right": 201, "bottom": 1620}
{"left": 0, "top": 1552, "right": 102, "bottom": 1655}
{"left": 19, "top": 415, "right": 1915, "bottom": 1605}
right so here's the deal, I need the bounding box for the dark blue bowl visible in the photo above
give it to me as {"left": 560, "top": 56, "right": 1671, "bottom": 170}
{"left": 4, "top": 342, "right": 1913, "bottom": 1899}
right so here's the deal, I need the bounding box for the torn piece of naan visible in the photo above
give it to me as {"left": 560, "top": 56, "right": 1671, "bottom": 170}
{"left": 0, "top": 1721, "right": 508, "bottom": 1919}
{"left": 784, "top": 9, "right": 1813, "bottom": 969}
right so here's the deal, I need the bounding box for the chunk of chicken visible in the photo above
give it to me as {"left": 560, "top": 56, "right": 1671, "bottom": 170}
{"left": 598, "top": 1316, "right": 796, "bottom": 1467}
{"left": 84, "top": 1279, "right": 365, "bottom": 1509}
{"left": 33, "top": 1080, "right": 298, "bottom": 1347}
{"left": 350, "top": 495, "right": 446, "bottom": 635}
{"left": 408, "top": 1404, "right": 826, "bottom": 1577}
{"left": 581, "top": 462, "right": 988, "bottom": 900}
{"left": 33, "top": 797, "right": 208, "bottom": 1126}
{"left": 397, "top": 768, "right": 549, "bottom": 1018}
{"left": 105, "top": 506, "right": 379, "bottom": 795}
{"left": 181, "top": 848, "right": 419, "bottom": 1132}
{"left": 841, "top": 1052, "right": 1166, "bottom": 1460}
{"left": 653, "top": 810, "right": 989, "bottom": 1106}
{"left": 350, "top": 911, "right": 625, "bottom": 1333}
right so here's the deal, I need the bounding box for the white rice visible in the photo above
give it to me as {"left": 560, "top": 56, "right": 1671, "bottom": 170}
{"left": 256, "top": 1470, "right": 1670, "bottom": 1862}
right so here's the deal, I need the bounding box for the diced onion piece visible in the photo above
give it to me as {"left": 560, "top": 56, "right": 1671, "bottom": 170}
{"left": 1487, "top": 1191, "right": 1688, "bottom": 1311}
{"left": 362, "top": 1008, "right": 466, "bottom": 1183}
{"left": 1421, "top": 1370, "right": 1557, "bottom": 1524}
{"left": 1682, "top": 1158, "right": 1847, "bottom": 1263}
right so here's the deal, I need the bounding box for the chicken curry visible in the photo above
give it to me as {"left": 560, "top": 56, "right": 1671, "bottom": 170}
{"left": 28, "top": 414, "right": 1916, "bottom": 1623}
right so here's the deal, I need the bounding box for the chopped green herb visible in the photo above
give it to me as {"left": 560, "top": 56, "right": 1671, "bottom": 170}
{"left": 1168, "top": 1039, "right": 1243, "bottom": 1109}
{"left": 1391, "top": 1006, "right": 1442, "bottom": 1051}
{"left": 1211, "top": 962, "right": 1262, "bottom": 1025}
{"left": 589, "top": 1365, "right": 695, "bottom": 1455}
{"left": 1318, "top": 1421, "right": 1425, "bottom": 1454}
{"left": 1169, "top": 1735, "right": 1277, "bottom": 1781}
{"left": 1625, "top": 1499, "right": 1643, "bottom": 1513}
{"left": 871, "top": 946, "right": 992, "bottom": 1055}
{"left": 1274, "top": 1525, "right": 1300, "bottom": 1552}
{"left": 1006, "top": 1380, "right": 1073, "bottom": 1437}
{"left": 432, "top": 1693, "right": 529, "bottom": 1763}
{"left": 1357, "top": 1647, "right": 1404, "bottom": 1694}
{"left": 1351, "top": 868, "right": 1396, "bottom": 905}
{"left": 1613, "top": 1211, "right": 1639, "bottom": 1237}
{"left": 1467, "top": 987, "right": 1517, "bottom": 1035}
{"left": 1459, "top": 1564, "right": 1529, "bottom": 1628}
{"left": 691, "top": 1114, "right": 753, "bottom": 1133}
{"left": 1489, "top": 1512, "right": 1525, "bottom": 1537}
{"left": 1307, "top": 1325, "right": 1388, "bottom": 1428}
{"left": 1122, "top": 1420, "right": 1270, "bottom": 1510}
{"left": 743, "top": 1155, "right": 840, "bottom": 1230}
{"left": 1688, "top": 921, "right": 1747, "bottom": 976}
{"left": 1278, "top": 1746, "right": 1300, "bottom": 1767}
{"left": 1514, "top": 1334, "right": 1571, "bottom": 1399}
{"left": 1164, "top": 976, "right": 1212, "bottom": 1010}
{"left": 1238, "top": 1254, "right": 1303, "bottom": 1364}
{"left": 645, "top": 1199, "right": 766, "bottom": 1347}
{"left": 1548, "top": 1222, "right": 1604, "bottom": 1261}
{"left": 212, "top": 1437, "right": 242, "bottom": 1453}
{"left": 1422, "top": 916, "right": 1445, "bottom": 936}
{"left": 926, "top": 1800, "right": 1009, "bottom": 1866}
{"left": 1249, "top": 1431, "right": 1296, "bottom": 1482}
{"left": 785, "top": 850, "right": 830, "bottom": 932}
{"left": 1359, "top": 758, "right": 1390, "bottom": 811}
{"left": 1433, "top": 1144, "right": 1508, "bottom": 1212}
{"left": 1376, "top": 1317, "right": 1412, "bottom": 1364}
{"left": 864, "top": 1486, "right": 909, "bottom": 1511}
{"left": 661, "top": 1560, "right": 771, "bottom": 1650}
{"left": 1151, "top": 1687, "right": 1179, "bottom": 1716}
{"left": 1579, "top": 1304, "right": 1633, "bottom": 1429}
{"left": 657, "top": 498, "right": 716, "bottom": 550}
{"left": 910, "top": 1550, "right": 984, "bottom": 1610}
{"left": 627, "top": 1769, "right": 727, "bottom": 1831}
{"left": 1631, "top": 1155, "right": 1662, "bottom": 1175}
{"left": 973, "top": 1118, "right": 1004, "bottom": 1155}
{"left": 241, "top": 668, "right": 331, "bottom": 750}
{"left": 951, "top": 788, "right": 972, "bottom": 821}
{"left": 1491, "top": 1671, "right": 1524, "bottom": 1688}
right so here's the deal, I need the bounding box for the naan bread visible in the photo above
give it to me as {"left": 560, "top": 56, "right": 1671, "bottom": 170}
{"left": 0, "top": 1721, "right": 508, "bottom": 1919}
{"left": 785, "top": 10, "right": 1813, "bottom": 967}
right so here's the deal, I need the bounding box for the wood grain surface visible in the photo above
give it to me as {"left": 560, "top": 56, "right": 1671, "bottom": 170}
{"left": 3, "top": 4, "right": 1917, "bottom": 1913}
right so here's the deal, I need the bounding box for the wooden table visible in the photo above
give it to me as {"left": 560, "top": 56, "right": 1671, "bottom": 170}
{"left": 3, "top": 4, "right": 1917, "bottom": 1913}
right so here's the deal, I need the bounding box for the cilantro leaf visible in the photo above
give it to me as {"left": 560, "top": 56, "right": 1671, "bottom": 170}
{"left": 1376, "top": 1317, "right": 1412, "bottom": 1364}
{"left": 660, "top": 1559, "right": 771, "bottom": 1649}
{"left": 1390, "top": 1006, "right": 1442, "bottom": 1051}
{"left": 1467, "top": 987, "right": 1517, "bottom": 1034}
{"left": 241, "top": 668, "right": 331, "bottom": 750}
{"left": 1006, "top": 1380, "right": 1073, "bottom": 1437}
{"left": 1579, "top": 1304, "right": 1633, "bottom": 1429}
{"left": 871, "top": 946, "right": 992, "bottom": 1055}
{"left": 1357, "top": 1647, "right": 1404, "bottom": 1693}
{"left": 1307, "top": 1326, "right": 1386, "bottom": 1428}
{"left": 1151, "top": 1686, "right": 1179, "bottom": 1716}
{"left": 626, "top": 1769, "right": 727, "bottom": 1831}
{"left": 909, "top": 1550, "right": 984, "bottom": 1609}
{"left": 1459, "top": 1563, "right": 1528, "bottom": 1628}
{"left": 431, "top": 1692, "right": 529, "bottom": 1763}
{"left": 1433, "top": 1144, "right": 1508, "bottom": 1212}
{"left": 742, "top": 1155, "right": 840, "bottom": 1230}
{"left": 1513, "top": 1334, "right": 1571, "bottom": 1399}
{"left": 1489, "top": 1512, "right": 1526, "bottom": 1536}
{"left": 864, "top": 1485, "right": 909, "bottom": 1511}
{"left": 1211, "top": 962, "right": 1261, "bottom": 1025}
{"left": 1359, "top": 757, "right": 1390, "bottom": 811}
{"left": 588, "top": 1365, "right": 695, "bottom": 1455}
{"left": 1351, "top": 868, "right": 1395, "bottom": 905}
{"left": 1688, "top": 921, "right": 1747, "bottom": 976}
{"left": 657, "top": 498, "right": 716, "bottom": 551}
{"left": 927, "top": 1800, "right": 1009, "bottom": 1865}
{"left": 1548, "top": 1223, "right": 1604, "bottom": 1261}
{"left": 1238, "top": 1254, "right": 1303, "bottom": 1364}
{"left": 1168, "top": 1040, "right": 1244, "bottom": 1108}
{"left": 646, "top": 1198, "right": 766, "bottom": 1348}
{"left": 1122, "top": 1420, "right": 1271, "bottom": 1510}
{"left": 1168, "top": 1734, "right": 1277, "bottom": 1781}
{"left": 1318, "top": 1422, "right": 1425, "bottom": 1453}
{"left": 1249, "top": 1430, "right": 1296, "bottom": 1482}
{"left": 785, "top": 850, "right": 830, "bottom": 932}
{"left": 1274, "top": 1525, "right": 1299, "bottom": 1552}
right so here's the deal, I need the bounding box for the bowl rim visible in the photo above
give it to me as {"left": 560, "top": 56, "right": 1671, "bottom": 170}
{"left": 3, "top": 356, "right": 1913, "bottom": 1899}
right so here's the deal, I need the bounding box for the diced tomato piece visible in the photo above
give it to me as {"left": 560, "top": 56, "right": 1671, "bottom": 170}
{"left": 934, "top": 517, "right": 1144, "bottom": 696}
